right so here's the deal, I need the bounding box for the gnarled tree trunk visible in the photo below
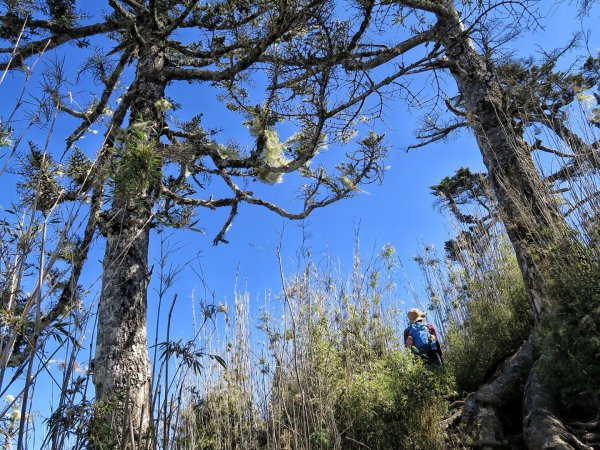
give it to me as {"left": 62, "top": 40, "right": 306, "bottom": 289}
{"left": 437, "top": 3, "right": 566, "bottom": 317}
{"left": 93, "top": 201, "right": 153, "bottom": 446}
{"left": 433, "top": 2, "right": 585, "bottom": 448}
{"left": 92, "top": 39, "right": 167, "bottom": 446}
{"left": 523, "top": 359, "right": 592, "bottom": 450}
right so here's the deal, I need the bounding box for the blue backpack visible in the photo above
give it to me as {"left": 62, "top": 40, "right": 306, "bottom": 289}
{"left": 408, "top": 322, "right": 437, "bottom": 353}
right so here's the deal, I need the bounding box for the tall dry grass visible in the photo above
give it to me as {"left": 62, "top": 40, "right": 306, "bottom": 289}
{"left": 172, "top": 243, "right": 454, "bottom": 450}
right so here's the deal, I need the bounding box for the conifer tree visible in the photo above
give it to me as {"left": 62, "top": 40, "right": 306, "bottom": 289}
{"left": 258, "top": 0, "right": 599, "bottom": 445}
{"left": 2, "top": 0, "right": 599, "bottom": 447}
{"left": 339, "top": 2, "right": 597, "bottom": 446}
{"left": 1, "top": 0, "right": 386, "bottom": 444}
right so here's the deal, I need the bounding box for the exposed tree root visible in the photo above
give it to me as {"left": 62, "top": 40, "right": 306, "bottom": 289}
{"left": 441, "top": 409, "right": 462, "bottom": 430}
{"left": 457, "top": 331, "right": 599, "bottom": 450}
{"left": 567, "top": 420, "right": 600, "bottom": 446}
{"left": 523, "top": 359, "right": 593, "bottom": 450}
{"left": 568, "top": 422, "right": 600, "bottom": 432}
{"left": 442, "top": 400, "right": 465, "bottom": 430}
{"left": 460, "top": 337, "right": 534, "bottom": 447}
{"left": 450, "top": 400, "right": 466, "bottom": 410}
{"left": 580, "top": 433, "right": 600, "bottom": 446}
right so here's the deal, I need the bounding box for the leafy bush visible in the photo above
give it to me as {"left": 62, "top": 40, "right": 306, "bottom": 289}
{"left": 185, "top": 247, "right": 456, "bottom": 449}
{"left": 540, "top": 243, "right": 600, "bottom": 416}
{"left": 335, "top": 352, "right": 453, "bottom": 450}
{"left": 177, "top": 384, "right": 263, "bottom": 450}
{"left": 444, "top": 253, "right": 532, "bottom": 392}
{"left": 264, "top": 248, "right": 455, "bottom": 450}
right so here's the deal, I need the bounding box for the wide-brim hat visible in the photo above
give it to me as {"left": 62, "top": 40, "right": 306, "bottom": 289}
{"left": 407, "top": 308, "right": 427, "bottom": 323}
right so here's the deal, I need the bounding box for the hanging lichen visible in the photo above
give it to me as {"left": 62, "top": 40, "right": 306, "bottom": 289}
{"left": 246, "top": 115, "right": 291, "bottom": 184}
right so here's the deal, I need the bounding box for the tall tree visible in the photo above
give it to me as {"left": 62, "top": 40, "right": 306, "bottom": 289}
{"left": 265, "top": 0, "right": 598, "bottom": 447}
{"left": 1, "top": 0, "right": 386, "bottom": 445}
{"left": 425, "top": 51, "right": 600, "bottom": 211}
{"left": 2, "top": 0, "right": 598, "bottom": 447}
{"left": 366, "top": 3, "right": 596, "bottom": 447}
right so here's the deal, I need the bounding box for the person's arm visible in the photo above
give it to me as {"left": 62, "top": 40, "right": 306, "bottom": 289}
{"left": 404, "top": 328, "right": 413, "bottom": 347}
{"left": 428, "top": 324, "right": 443, "bottom": 358}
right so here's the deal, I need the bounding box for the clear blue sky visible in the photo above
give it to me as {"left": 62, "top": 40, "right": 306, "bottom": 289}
{"left": 0, "top": 1, "right": 596, "bottom": 333}
{"left": 142, "top": 1, "right": 598, "bottom": 339}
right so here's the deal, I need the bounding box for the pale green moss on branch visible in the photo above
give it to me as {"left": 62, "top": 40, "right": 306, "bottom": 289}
{"left": 110, "top": 122, "right": 162, "bottom": 202}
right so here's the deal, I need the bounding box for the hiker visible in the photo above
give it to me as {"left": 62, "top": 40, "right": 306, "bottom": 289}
{"left": 404, "top": 308, "right": 443, "bottom": 365}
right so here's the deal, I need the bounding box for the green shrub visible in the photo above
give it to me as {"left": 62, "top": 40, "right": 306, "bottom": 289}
{"left": 177, "top": 384, "right": 262, "bottom": 449}
{"left": 540, "top": 244, "right": 600, "bottom": 416}
{"left": 335, "top": 351, "right": 453, "bottom": 450}
{"left": 185, "top": 247, "right": 457, "bottom": 449}
{"left": 445, "top": 253, "right": 532, "bottom": 392}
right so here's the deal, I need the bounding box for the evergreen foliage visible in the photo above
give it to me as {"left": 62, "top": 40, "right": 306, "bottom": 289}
{"left": 540, "top": 242, "right": 600, "bottom": 417}
{"left": 66, "top": 148, "right": 92, "bottom": 187}
{"left": 46, "top": 0, "right": 76, "bottom": 26}
{"left": 16, "top": 142, "right": 63, "bottom": 213}
{"left": 444, "top": 249, "right": 532, "bottom": 392}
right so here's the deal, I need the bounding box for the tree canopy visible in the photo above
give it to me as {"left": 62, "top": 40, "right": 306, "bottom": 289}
{"left": 1, "top": 0, "right": 599, "bottom": 448}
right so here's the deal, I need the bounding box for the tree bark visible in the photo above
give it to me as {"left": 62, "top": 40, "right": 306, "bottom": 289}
{"left": 431, "top": 4, "right": 587, "bottom": 449}
{"left": 435, "top": 2, "right": 568, "bottom": 316}
{"left": 92, "top": 39, "right": 167, "bottom": 446}
{"left": 93, "top": 202, "right": 153, "bottom": 446}
{"left": 523, "top": 359, "right": 593, "bottom": 450}
{"left": 460, "top": 337, "right": 534, "bottom": 447}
